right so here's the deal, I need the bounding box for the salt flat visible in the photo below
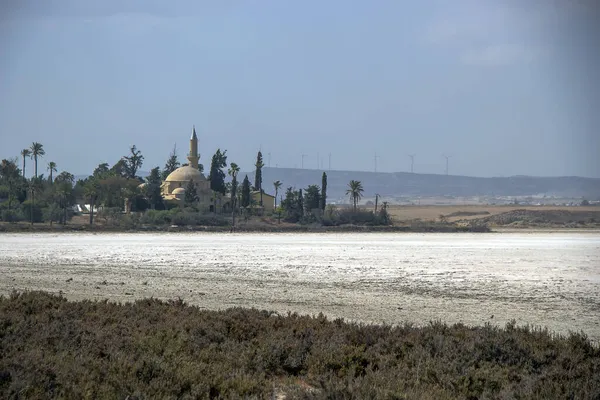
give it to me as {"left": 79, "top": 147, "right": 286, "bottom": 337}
{"left": 1, "top": 232, "right": 599, "bottom": 341}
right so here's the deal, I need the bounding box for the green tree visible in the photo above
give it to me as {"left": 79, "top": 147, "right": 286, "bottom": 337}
{"left": 281, "top": 187, "right": 303, "bottom": 222}
{"left": 346, "top": 180, "right": 364, "bottom": 212}
{"left": 55, "top": 171, "right": 74, "bottom": 185}
{"left": 92, "top": 175, "right": 129, "bottom": 208}
{"left": 0, "top": 159, "right": 22, "bottom": 208}
{"left": 254, "top": 151, "right": 264, "bottom": 206}
{"left": 44, "top": 202, "right": 62, "bottom": 226}
{"left": 228, "top": 162, "right": 240, "bottom": 228}
{"left": 208, "top": 149, "right": 228, "bottom": 195}
{"left": 162, "top": 145, "right": 180, "bottom": 180}
{"left": 273, "top": 180, "right": 282, "bottom": 209}
{"left": 84, "top": 180, "right": 100, "bottom": 225}
{"left": 304, "top": 184, "right": 321, "bottom": 214}
{"left": 123, "top": 145, "right": 144, "bottom": 179}
{"left": 110, "top": 159, "right": 128, "bottom": 178}
{"left": 298, "top": 189, "right": 303, "bottom": 218}
{"left": 47, "top": 161, "right": 57, "bottom": 184}
{"left": 93, "top": 163, "right": 111, "bottom": 179}
{"left": 321, "top": 172, "right": 327, "bottom": 211}
{"left": 20, "top": 149, "right": 30, "bottom": 178}
{"left": 241, "top": 175, "right": 251, "bottom": 208}
{"left": 27, "top": 178, "right": 43, "bottom": 225}
{"left": 184, "top": 180, "right": 199, "bottom": 206}
{"left": 55, "top": 180, "right": 74, "bottom": 224}
{"left": 30, "top": 142, "right": 45, "bottom": 178}
{"left": 145, "top": 167, "right": 163, "bottom": 210}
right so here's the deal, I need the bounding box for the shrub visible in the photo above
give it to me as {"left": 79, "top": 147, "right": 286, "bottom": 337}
{"left": 42, "top": 204, "right": 62, "bottom": 225}
{"left": 1, "top": 208, "right": 24, "bottom": 223}
{"left": 139, "top": 209, "right": 172, "bottom": 225}
{"left": 170, "top": 210, "right": 229, "bottom": 227}
{"left": 119, "top": 213, "right": 141, "bottom": 229}
{"left": 0, "top": 292, "right": 598, "bottom": 399}
{"left": 97, "top": 207, "right": 122, "bottom": 225}
{"left": 19, "top": 200, "right": 43, "bottom": 223}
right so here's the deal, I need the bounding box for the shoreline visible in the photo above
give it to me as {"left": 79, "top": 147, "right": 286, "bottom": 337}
{"left": 0, "top": 222, "right": 493, "bottom": 233}
{"left": 2, "top": 223, "right": 600, "bottom": 234}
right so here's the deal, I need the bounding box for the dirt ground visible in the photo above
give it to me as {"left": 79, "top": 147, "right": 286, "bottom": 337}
{"left": 385, "top": 205, "right": 600, "bottom": 222}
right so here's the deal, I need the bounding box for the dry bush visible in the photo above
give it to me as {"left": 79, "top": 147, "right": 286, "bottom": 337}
{"left": 1, "top": 292, "right": 599, "bottom": 399}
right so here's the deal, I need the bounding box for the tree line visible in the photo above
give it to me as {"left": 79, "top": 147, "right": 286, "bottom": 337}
{"left": 1, "top": 142, "right": 390, "bottom": 227}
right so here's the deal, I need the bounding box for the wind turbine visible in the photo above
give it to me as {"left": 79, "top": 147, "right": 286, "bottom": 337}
{"left": 408, "top": 154, "right": 415, "bottom": 173}
{"left": 374, "top": 152, "right": 380, "bottom": 173}
{"left": 443, "top": 154, "right": 452, "bottom": 176}
{"left": 301, "top": 154, "right": 307, "bottom": 169}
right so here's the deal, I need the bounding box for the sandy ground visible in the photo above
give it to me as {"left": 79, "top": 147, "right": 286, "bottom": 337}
{"left": 1, "top": 232, "right": 599, "bottom": 342}
{"left": 385, "top": 205, "right": 600, "bottom": 222}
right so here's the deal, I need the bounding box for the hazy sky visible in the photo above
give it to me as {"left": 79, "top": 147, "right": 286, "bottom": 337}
{"left": 1, "top": 1, "right": 598, "bottom": 178}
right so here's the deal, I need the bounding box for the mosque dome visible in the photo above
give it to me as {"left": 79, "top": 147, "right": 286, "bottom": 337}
{"left": 165, "top": 166, "right": 205, "bottom": 182}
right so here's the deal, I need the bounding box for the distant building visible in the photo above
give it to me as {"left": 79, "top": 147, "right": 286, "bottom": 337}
{"left": 153, "top": 126, "right": 280, "bottom": 213}
{"left": 251, "top": 191, "right": 276, "bottom": 211}
{"left": 161, "top": 127, "right": 223, "bottom": 211}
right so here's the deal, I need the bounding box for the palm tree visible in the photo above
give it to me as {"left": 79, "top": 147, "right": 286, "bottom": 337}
{"left": 55, "top": 171, "right": 74, "bottom": 185}
{"left": 27, "top": 178, "right": 42, "bottom": 225}
{"left": 47, "top": 161, "right": 57, "bottom": 184}
{"left": 346, "top": 180, "right": 364, "bottom": 212}
{"left": 228, "top": 162, "right": 240, "bottom": 230}
{"left": 30, "top": 142, "right": 45, "bottom": 178}
{"left": 56, "top": 185, "right": 70, "bottom": 225}
{"left": 273, "top": 180, "right": 282, "bottom": 209}
{"left": 84, "top": 182, "right": 99, "bottom": 225}
{"left": 20, "top": 149, "right": 30, "bottom": 178}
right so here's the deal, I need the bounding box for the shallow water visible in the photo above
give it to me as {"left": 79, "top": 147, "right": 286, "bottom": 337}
{"left": 1, "top": 232, "right": 599, "bottom": 341}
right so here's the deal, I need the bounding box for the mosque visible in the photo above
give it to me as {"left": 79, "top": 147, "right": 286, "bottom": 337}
{"left": 159, "top": 126, "right": 276, "bottom": 212}
{"left": 161, "top": 127, "right": 220, "bottom": 211}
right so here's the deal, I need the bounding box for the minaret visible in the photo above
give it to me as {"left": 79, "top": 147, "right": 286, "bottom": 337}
{"left": 188, "top": 125, "right": 199, "bottom": 169}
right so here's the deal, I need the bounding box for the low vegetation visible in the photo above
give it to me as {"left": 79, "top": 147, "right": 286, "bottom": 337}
{"left": 477, "top": 209, "right": 600, "bottom": 228}
{"left": 1, "top": 291, "right": 598, "bottom": 399}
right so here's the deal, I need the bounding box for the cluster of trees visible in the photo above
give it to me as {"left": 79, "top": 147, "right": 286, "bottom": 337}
{"left": 276, "top": 176, "right": 390, "bottom": 226}
{"left": 0, "top": 142, "right": 76, "bottom": 225}
{"left": 278, "top": 172, "right": 328, "bottom": 223}
{"left": 1, "top": 141, "right": 390, "bottom": 227}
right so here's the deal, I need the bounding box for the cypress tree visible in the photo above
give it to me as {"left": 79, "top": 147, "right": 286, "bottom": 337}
{"left": 184, "top": 180, "right": 199, "bottom": 206}
{"left": 241, "top": 175, "right": 251, "bottom": 208}
{"left": 208, "top": 149, "right": 228, "bottom": 195}
{"left": 297, "top": 188, "right": 304, "bottom": 218}
{"left": 321, "top": 172, "right": 327, "bottom": 211}
{"left": 162, "top": 145, "right": 180, "bottom": 181}
{"left": 254, "top": 151, "right": 264, "bottom": 206}
{"left": 145, "top": 166, "right": 163, "bottom": 210}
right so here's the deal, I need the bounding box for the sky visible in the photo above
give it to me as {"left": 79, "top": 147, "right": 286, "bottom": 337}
{"left": 1, "top": 0, "right": 599, "bottom": 178}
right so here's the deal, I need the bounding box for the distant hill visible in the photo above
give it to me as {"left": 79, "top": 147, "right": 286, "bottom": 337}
{"left": 239, "top": 168, "right": 600, "bottom": 201}
{"left": 74, "top": 167, "right": 599, "bottom": 202}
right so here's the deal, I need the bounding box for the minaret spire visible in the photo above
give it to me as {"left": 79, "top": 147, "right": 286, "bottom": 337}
{"left": 188, "top": 125, "right": 199, "bottom": 169}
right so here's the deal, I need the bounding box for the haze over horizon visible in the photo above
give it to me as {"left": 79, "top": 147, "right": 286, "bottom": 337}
{"left": 1, "top": 1, "right": 598, "bottom": 179}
